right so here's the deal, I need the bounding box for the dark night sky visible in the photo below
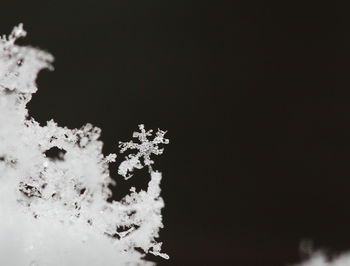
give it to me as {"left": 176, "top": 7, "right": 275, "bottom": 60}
{"left": 0, "top": 1, "right": 344, "bottom": 265}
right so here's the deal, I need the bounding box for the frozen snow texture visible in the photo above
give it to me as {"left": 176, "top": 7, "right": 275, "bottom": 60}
{"left": 0, "top": 25, "right": 168, "bottom": 265}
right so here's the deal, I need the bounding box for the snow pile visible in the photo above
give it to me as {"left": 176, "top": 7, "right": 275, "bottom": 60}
{"left": 0, "top": 24, "right": 168, "bottom": 266}
{"left": 295, "top": 252, "right": 350, "bottom": 266}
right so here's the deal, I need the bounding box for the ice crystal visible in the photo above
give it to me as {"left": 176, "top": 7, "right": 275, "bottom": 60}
{"left": 0, "top": 25, "right": 168, "bottom": 266}
{"left": 118, "top": 124, "right": 169, "bottom": 179}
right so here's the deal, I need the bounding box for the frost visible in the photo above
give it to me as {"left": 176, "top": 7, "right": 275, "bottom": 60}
{"left": 0, "top": 25, "right": 168, "bottom": 266}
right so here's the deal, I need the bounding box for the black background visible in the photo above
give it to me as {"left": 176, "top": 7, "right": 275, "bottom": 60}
{"left": 0, "top": 1, "right": 344, "bottom": 265}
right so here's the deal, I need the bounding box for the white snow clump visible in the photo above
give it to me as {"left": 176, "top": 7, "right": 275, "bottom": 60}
{"left": 0, "top": 24, "right": 169, "bottom": 266}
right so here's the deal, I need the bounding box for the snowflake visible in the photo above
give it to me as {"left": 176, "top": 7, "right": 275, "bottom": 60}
{"left": 118, "top": 124, "right": 169, "bottom": 179}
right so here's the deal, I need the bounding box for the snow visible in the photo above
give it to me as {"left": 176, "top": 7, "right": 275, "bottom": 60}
{"left": 0, "top": 25, "right": 168, "bottom": 266}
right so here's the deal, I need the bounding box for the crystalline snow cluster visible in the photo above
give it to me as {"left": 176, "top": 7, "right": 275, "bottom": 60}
{"left": 0, "top": 24, "right": 168, "bottom": 266}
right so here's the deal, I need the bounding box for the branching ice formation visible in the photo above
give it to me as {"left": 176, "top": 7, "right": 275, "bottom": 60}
{"left": 118, "top": 124, "right": 169, "bottom": 179}
{"left": 0, "top": 24, "right": 168, "bottom": 266}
